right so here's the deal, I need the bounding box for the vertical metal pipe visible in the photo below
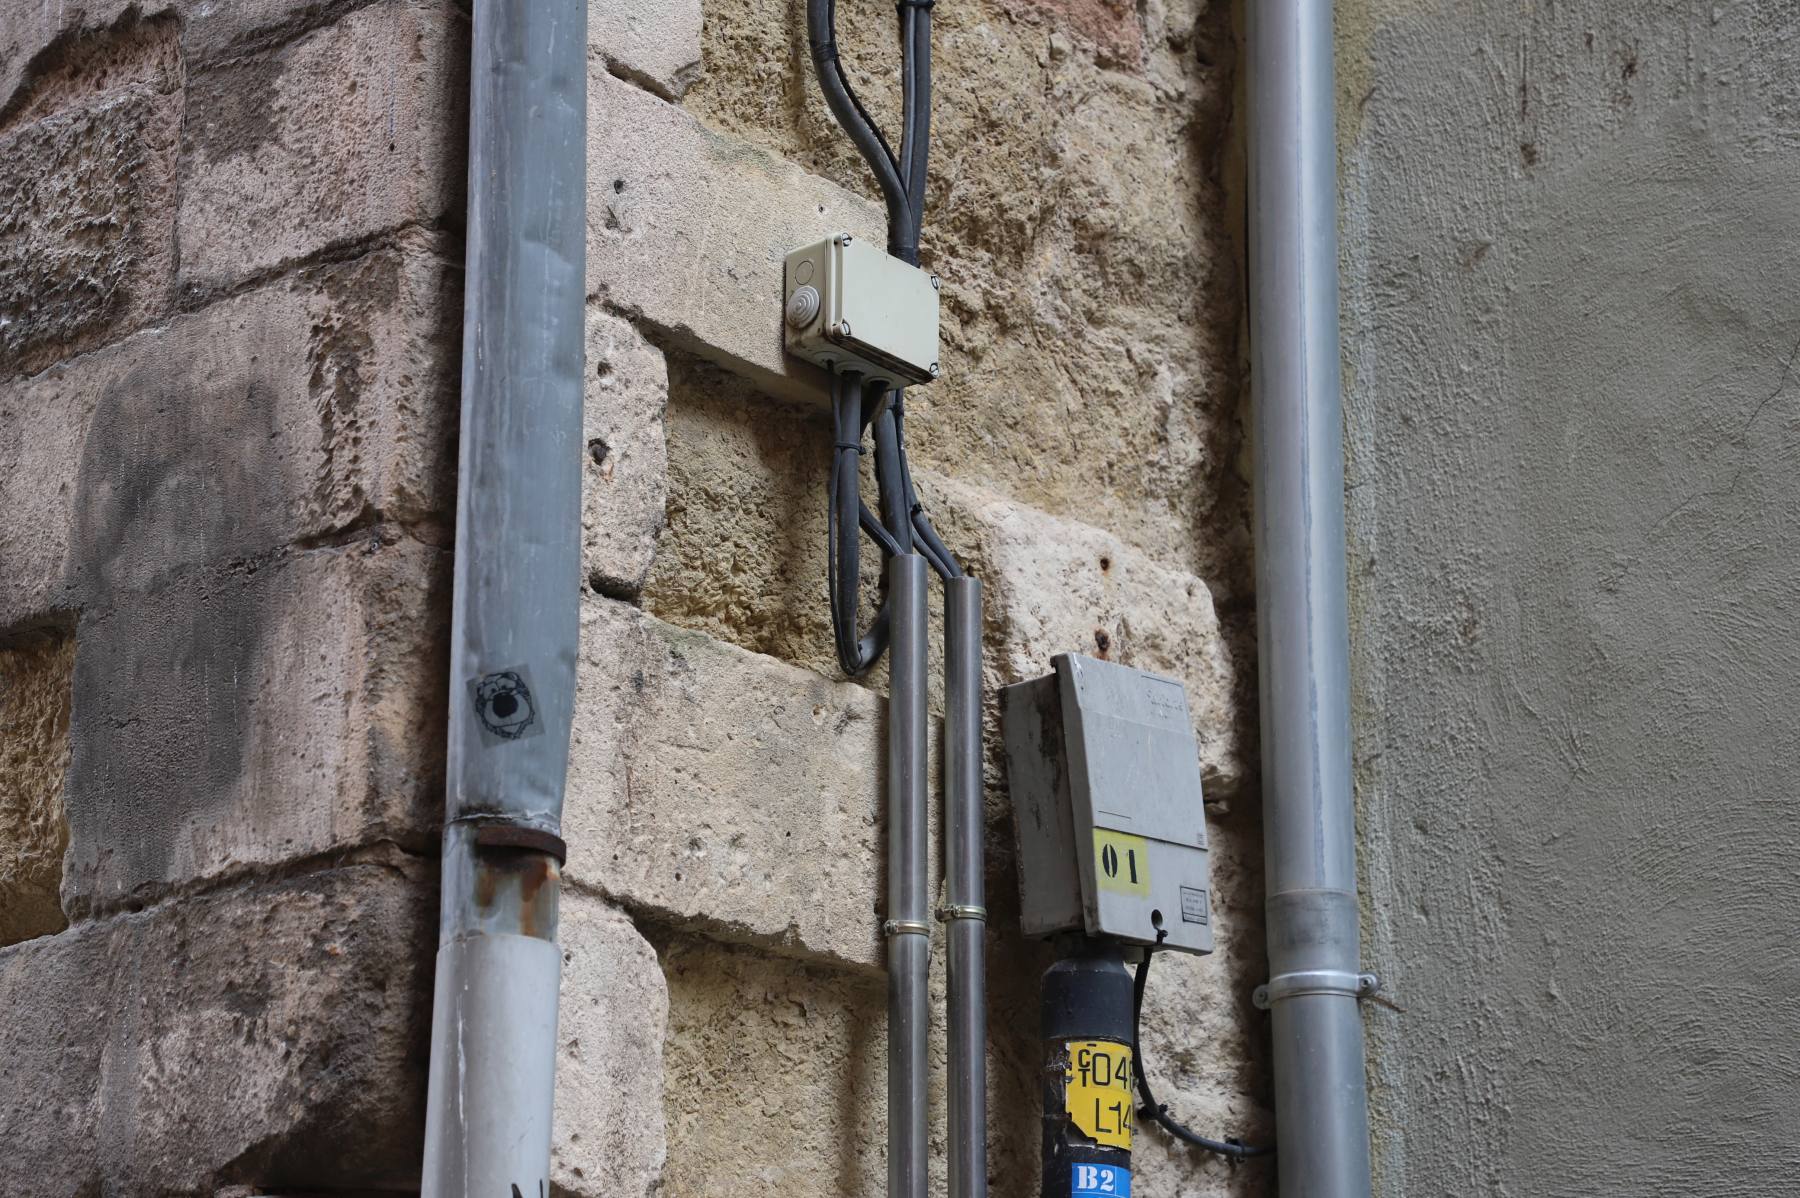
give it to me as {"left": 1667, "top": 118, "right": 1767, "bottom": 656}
{"left": 887, "top": 555, "right": 930, "bottom": 1198}
{"left": 1246, "top": 2, "right": 1374, "bottom": 1196}
{"left": 422, "top": 0, "right": 586, "bottom": 1194}
{"left": 945, "top": 577, "right": 988, "bottom": 1198}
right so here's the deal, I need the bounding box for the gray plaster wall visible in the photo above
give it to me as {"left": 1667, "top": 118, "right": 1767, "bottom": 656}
{"left": 1337, "top": 2, "right": 1800, "bottom": 1194}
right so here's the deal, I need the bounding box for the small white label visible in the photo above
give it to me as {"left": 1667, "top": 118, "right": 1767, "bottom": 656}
{"left": 1179, "top": 886, "right": 1209, "bottom": 925}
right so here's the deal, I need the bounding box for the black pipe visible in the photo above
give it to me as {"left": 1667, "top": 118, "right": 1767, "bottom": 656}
{"left": 1042, "top": 942, "right": 1135, "bottom": 1198}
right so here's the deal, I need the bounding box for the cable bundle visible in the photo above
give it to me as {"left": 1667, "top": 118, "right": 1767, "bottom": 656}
{"left": 808, "top": 0, "right": 961, "bottom": 677}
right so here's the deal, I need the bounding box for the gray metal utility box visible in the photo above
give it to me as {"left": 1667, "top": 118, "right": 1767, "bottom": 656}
{"left": 1001, "top": 653, "right": 1214, "bottom": 955}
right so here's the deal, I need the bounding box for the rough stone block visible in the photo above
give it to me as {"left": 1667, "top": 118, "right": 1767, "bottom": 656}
{"left": 554, "top": 896, "right": 670, "bottom": 1198}
{"left": 0, "top": 236, "right": 458, "bottom": 629}
{"left": 927, "top": 471, "right": 1245, "bottom": 791}
{"left": 0, "top": 2, "right": 402, "bottom": 109}
{"left": 0, "top": 858, "right": 432, "bottom": 1198}
{"left": 566, "top": 596, "right": 937, "bottom": 971}
{"left": 177, "top": 1, "right": 465, "bottom": 293}
{"left": 0, "top": 20, "right": 180, "bottom": 375}
{"left": 0, "top": 631, "right": 75, "bottom": 945}
{"left": 62, "top": 532, "right": 448, "bottom": 915}
{"left": 584, "top": 308, "right": 670, "bottom": 599}
{"left": 587, "top": 68, "right": 882, "bottom": 403}
{"left": 591, "top": 0, "right": 702, "bottom": 100}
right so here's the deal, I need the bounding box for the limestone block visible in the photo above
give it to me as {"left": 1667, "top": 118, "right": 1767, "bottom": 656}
{"left": 177, "top": 2, "right": 465, "bottom": 292}
{"left": 0, "top": 22, "right": 180, "bottom": 375}
{"left": 584, "top": 308, "right": 670, "bottom": 598}
{"left": 587, "top": 68, "right": 883, "bottom": 403}
{"left": 591, "top": 0, "right": 702, "bottom": 99}
{"left": 566, "top": 596, "right": 939, "bottom": 970}
{"left": 0, "top": 859, "right": 432, "bottom": 1198}
{"left": 554, "top": 896, "right": 670, "bottom": 1198}
{"left": 61, "top": 533, "right": 448, "bottom": 914}
{"left": 928, "top": 472, "right": 1245, "bottom": 791}
{"left": 0, "top": 633, "right": 75, "bottom": 945}
{"left": 0, "top": 236, "right": 458, "bottom": 629}
{"left": 0, "top": 2, "right": 409, "bottom": 110}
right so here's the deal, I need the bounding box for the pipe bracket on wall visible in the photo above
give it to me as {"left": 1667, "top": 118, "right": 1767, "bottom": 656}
{"left": 1253, "top": 970, "right": 1382, "bottom": 1010}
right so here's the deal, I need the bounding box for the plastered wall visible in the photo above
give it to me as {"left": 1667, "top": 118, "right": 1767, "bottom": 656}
{"left": 1338, "top": 2, "right": 1800, "bottom": 1193}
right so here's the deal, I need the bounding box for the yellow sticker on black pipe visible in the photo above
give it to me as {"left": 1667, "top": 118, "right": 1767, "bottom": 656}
{"left": 1093, "top": 829, "right": 1150, "bottom": 897}
{"left": 1065, "top": 1039, "right": 1134, "bottom": 1150}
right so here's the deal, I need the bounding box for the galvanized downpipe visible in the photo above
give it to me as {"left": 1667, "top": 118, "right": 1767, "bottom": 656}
{"left": 420, "top": 1, "right": 587, "bottom": 1194}
{"left": 1246, "top": 1, "right": 1375, "bottom": 1195}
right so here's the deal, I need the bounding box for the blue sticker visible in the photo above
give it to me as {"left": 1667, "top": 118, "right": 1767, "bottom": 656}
{"left": 1072, "top": 1163, "right": 1130, "bottom": 1198}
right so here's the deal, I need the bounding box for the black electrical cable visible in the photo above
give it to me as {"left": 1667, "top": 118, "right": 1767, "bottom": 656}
{"left": 829, "top": 372, "right": 891, "bottom": 674}
{"left": 813, "top": 0, "right": 964, "bottom": 676}
{"left": 1131, "top": 937, "right": 1275, "bottom": 1161}
{"left": 807, "top": 0, "right": 913, "bottom": 256}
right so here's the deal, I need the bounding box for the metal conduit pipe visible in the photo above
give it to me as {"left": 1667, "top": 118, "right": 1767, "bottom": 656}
{"left": 944, "top": 576, "right": 989, "bottom": 1198}
{"left": 420, "top": 1, "right": 587, "bottom": 1194}
{"left": 886, "top": 554, "right": 932, "bottom": 1198}
{"left": 1245, "top": 2, "right": 1375, "bottom": 1195}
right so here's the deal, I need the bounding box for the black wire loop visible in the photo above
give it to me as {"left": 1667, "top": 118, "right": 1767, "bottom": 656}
{"left": 1132, "top": 934, "right": 1276, "bottom": 1161}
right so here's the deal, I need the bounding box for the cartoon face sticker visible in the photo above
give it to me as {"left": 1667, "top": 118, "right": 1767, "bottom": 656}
{"left": 472, "top": 670, "right": 539, "bottom": 741}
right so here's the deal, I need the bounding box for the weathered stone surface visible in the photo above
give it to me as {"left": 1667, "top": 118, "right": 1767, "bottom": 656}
{"left": 62, "top": 532, "right": 448, "bottom": 914}
{"left": 590, "top": 0, "right": 702, "bottom": 100}
{"left": 657, "top": 935, "right": 889, "bottom": 1198}
{"left": 0, "top": 18, "right": 180, "bottom": 375}
{"left": 554, "top": 896, "right": 669, "bottom": 1198}
{"left": 587, "top": 68, "right": 882, "bottom": 402}
{"left": 926, "top": 472, "right": 1244, "bottom": 791}
{"left": 0, "top": 235, "right": 458, "bottom": 630}
{"left": 0, "top": 858, "right": 432, "bottom": 1198}
{"left": 177, "top": 1, "right": 465, "bottom": 293}
{"left": 584, "top": 308, "right": 670, "bottom": 599}
{"left": 566, "top": 596, "right": 939, "bottom": 971}
{"left": 0, "top": 632, "right": 74, "bottom": 945}
{"left": 0, "top": 1, "right": 399, "bottom": 110}
{"left": 637, "top": 364, "right": 1244, "bottom": 790}
{"left": 683, "top": 0, "right": 1247, "bottom": 590}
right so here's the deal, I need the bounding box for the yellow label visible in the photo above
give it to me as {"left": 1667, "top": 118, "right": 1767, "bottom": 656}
{"left": 1093, "top": 829, "right": 1150, "bottom": 897}
{"left": 1065, "top": 1039, "right": 1134, "bottom": 1150}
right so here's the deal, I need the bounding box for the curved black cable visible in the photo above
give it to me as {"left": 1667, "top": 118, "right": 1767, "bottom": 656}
{"left": 892, "top": 393, "right": 962, "bottom": 580}
{"left": 812, "top": 0, "right": 963, "bottom": 675}
{"left": 829, "top": 372, "right": 891, "bottom": 674}
{"left": 898, "top": 0, "right": 933, "bottom": 253}
{"left": 1131, "top": 939, "right": 1275, "bottom": 1161}
{"left": 808, "top": 0, "right": 915, "bottom": 260}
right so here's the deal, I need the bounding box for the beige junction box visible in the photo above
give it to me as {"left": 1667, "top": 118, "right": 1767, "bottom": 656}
{"left": 784, "top": 234, "right": 940, "bottom": 387}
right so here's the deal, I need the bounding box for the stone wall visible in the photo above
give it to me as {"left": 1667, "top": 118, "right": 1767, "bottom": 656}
{"left": 578, "top": 0, "right": 1267, "bottom": 1196}
{"left": 0, "top": 0, "right": 1264, "bottom": 1194}
{"left": 0, "top": 3, "right": 461, "bottom": 1192}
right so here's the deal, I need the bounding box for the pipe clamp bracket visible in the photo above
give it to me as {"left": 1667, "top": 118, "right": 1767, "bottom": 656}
{"left": 1253, "top": 969, "right": 1381, "bottom": 1010}
{"left": 937, "top": 904, "right": 988, "bottom": 922}
{"left": 883, "top": 918, "right": 933, "bottom": 937}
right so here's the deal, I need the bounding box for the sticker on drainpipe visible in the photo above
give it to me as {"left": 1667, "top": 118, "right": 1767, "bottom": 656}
{"left": 1072, "top": 1163, "right": 1130, "bottom": 1197}
{"left": 469, "top": 666, "right": 545, "bottom": 745}
{"left": 1065, "top": 1039, "right": 1134, "bottom": 1150}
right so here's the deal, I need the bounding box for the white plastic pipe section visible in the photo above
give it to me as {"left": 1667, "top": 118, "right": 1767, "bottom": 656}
{"left": 1245, "top": 2, "right": 1375, "bottom": 1195}
{"left": 420, "top": 1, "right": 587, "bottom": 1194}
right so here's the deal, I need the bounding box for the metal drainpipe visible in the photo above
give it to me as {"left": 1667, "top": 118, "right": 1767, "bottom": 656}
{"left": 1246, "top": 1, "right": 1375, "bottom": 1195}
{"left": 420, "top": 1, "right": 586, "bottom": 1194}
